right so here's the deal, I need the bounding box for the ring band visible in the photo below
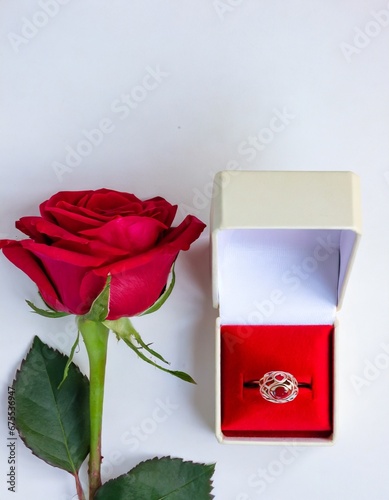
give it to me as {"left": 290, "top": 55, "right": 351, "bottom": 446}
{"left": 244, "top": 371, "right": 311, "bottom": 404}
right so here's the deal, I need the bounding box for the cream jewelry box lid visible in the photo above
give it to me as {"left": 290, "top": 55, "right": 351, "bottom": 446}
{"left": 211, "top": 170, "right": 362, "bottom": 328}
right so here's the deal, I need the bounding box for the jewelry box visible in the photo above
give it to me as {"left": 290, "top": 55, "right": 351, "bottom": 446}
{"left": 211, "top": 170, "right": 362, "bottom": 444}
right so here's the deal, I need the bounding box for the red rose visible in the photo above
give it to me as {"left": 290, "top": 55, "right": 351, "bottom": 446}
{"left": 0, "top": 189, "right": 206, "bottom": 320}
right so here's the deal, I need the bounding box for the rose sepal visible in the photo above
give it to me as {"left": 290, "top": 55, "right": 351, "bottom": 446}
{"left": 84, "top": 276, "right": 111, "bottom": 322}
{"left": 26, "top": 299, "right": 70, "bottom": 318}
{"left": 104, "top": 317, "right": 196, "bottom": 384}
{"left": 140, "top": 264, "right": 176, "bottom": 316}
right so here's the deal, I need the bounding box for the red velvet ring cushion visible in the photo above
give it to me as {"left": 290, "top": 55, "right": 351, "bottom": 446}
{"left": 221, "top": 324, "right": 334, "bottom": 438}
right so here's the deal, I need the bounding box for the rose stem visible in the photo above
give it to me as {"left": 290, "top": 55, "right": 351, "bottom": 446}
{"left": 78, "top": 318, "right": 109, "bottom": 499}
{"left": 75, "top": 470, "right": 86, "bottom": 500}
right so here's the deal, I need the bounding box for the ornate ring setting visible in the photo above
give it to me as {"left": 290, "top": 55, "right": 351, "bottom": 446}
{"left": 244, "top": 371, "right": 310, "bottom": 404}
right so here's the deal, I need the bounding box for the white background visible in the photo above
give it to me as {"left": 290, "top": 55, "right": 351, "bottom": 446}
{"left": 1, "top": 1, "right": 389, "bottom": 499}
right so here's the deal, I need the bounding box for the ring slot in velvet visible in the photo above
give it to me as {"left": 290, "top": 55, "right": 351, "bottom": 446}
{"left": 221, "top": 324, "right": 333, "bottom": 438}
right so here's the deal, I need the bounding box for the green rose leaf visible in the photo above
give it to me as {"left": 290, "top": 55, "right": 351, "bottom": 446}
{"left": 95, "top": 456, "right": 215, "bottom": 500}
{"left": 13, "top": 336, "right": 90, "bottom": 475}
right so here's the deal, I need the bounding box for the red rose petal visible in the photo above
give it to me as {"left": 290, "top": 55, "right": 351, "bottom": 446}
{"left": 20, "top": 217, "right": 88, "bottom": 244}
{"left": 139, "top": 197, "right": 177, "bottom": 226}
{"left": 99, "top": 214, "right": 206, "bottom": 319}
{"left": 80, "top": 216, "right": 167, "bottom": 255}
{"left": 93, "top": 215, "right": 204, "bottom": 277}
{"left": 1, "top": 241, "right": 67, "bottom": 313}
{"left": 18, "top": 217, "right": 128, "bottom": 262}
{"left": 54, "top": 201, "right": 114, "bottom": 222}
{"left": 162, "top": 215, "right": 207, "bottom": 251}
{"left": 20, "top": 241, "right": 107, "bottom": 315}
{"left": 44, "top": 206, "right": 103, "bottom": 232}
{"left": 106, "top": 252, "right": 176, "bottom": 319}
{"left": 22, "top": 240, "right": 106, "bottom": 267}
{"left": 85, "top": 190, "right": 142, "bottom": 213}
{"left": 40, "top": 190, "right": 95, "bottom": 221}
{"left": 16, "top": 217, "right": 49, "bottom": 243}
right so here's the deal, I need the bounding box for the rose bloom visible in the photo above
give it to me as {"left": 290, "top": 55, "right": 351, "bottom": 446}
{"left": 0, "top": 189, "right": 206, "bottom": 320}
